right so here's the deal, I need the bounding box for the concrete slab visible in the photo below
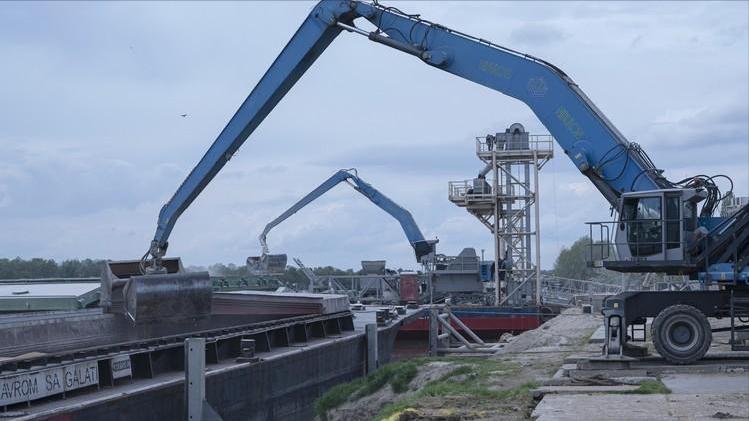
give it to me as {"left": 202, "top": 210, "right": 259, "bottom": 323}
{"left": 570, "top": 369, "right": 649, "bottom": 378}
{"left": 575, "top": 355, "right": 749, "bottom": 376}
{"left": 561, "top": 364, "right": 577, "bottom": 374}
{"left": 532, "top": 385, "right": 639, "bottom": 397}
{"left": 532, "top": 393, "right": 749, "bottom": 421}
{"left": 563, "top": 354, "right": 598, "bottom": 364}
{"left": 661, "top": 373, "right": 749, "bottom": 394}
{"left": 588, "top": 325, "right": 606, "bottom": 344}
{"left": 609, "top": 376, "right": 658, "bottom": 385}
{"left": 578, "top": 357, "right": 635, "bottom": 370}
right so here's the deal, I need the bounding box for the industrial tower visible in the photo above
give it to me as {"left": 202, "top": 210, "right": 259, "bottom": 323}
{"left": 449, "top": 123, "right": 553, "bottom": 306}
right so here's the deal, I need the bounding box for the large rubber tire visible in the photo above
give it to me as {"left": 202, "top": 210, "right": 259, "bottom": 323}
{"left": 651, "top": 304, "right": 711, "bottom": 365}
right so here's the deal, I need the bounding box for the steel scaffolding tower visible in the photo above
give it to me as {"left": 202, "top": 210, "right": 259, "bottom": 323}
{"left": 449, "top": 123, "right": 553, "bottom": 306}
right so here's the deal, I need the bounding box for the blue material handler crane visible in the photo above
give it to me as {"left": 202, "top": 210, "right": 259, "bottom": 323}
{"left": 246, "top": 168, "right": 436, "bottom": 274}
{"left": 112, "top": 1, "right": 747, "bottom": 364}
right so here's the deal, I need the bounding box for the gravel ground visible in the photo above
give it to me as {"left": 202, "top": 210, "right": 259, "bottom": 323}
{"left": 532, "top": 393, "right": 749, "bottom": 421}
{"left": 319, "top": 308, "right": 603, "bottom": 421}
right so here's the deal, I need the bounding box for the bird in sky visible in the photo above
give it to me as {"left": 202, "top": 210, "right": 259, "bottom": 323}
{"left": 180, "top": 113, "right": 188, "bottom": 118}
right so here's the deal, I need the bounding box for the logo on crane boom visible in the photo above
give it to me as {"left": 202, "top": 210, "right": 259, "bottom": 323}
{"left": 555, "top": 106, "right": 585, "bottom": 140}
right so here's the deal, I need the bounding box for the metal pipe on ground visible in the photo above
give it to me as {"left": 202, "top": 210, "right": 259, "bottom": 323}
{"left": 445, "top": 308, "right": 486, "bottom": 345}
{"left": 437, "top": 315, "right": 476, "bottom": 349}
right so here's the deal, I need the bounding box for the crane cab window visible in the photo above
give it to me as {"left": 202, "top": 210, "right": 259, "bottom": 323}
{"left": 622, "top": 196, "right": 662, "bottom": 256}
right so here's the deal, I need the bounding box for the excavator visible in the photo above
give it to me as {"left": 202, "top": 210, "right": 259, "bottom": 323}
{"left": 105, "top": 1, "right": 747, "bottom": 364}
{"left": 246, "top": 168, "right": 437, "bottom": 274}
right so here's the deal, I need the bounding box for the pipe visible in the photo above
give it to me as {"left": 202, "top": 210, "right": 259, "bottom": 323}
{"left": 446, "top": 308, "right": 486, "bottom": 345}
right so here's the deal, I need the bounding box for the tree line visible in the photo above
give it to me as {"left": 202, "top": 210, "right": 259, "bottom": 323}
{"left": 0, "top": 258, "right": 107, "bottom": 279}
{"left": 0, "top": 258, "right": 359, "bottom": 283}
{"left": 552, "top": 236, "right": 655, "bottom": 287}
{"left": 2, "top": 236, "right": 604, "bottom": 282}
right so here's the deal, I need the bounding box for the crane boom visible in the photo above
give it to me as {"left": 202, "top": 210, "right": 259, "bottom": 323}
{"left": 250, "top": 169, "right": 435, "bottom": 270}
{"left": 146, "top": 0, "right": 670, "bottom": 268}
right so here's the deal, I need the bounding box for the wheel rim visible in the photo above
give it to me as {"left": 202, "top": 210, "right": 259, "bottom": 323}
{"left": 670, "top": 322, "right": 693, "bottom": 345}
{"left": 663, "top": 316, "right": 700, "bottom": 353}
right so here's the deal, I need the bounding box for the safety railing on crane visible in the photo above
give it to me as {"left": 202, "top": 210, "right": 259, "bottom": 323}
{"left": 586, "top": 218, "right": 691, "bottom": 267}
{"left": 539, "top": 275, "right": 624, "bottom": 306}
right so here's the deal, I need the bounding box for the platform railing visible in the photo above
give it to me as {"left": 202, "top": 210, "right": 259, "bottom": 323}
{"left": 585, "top": 218, "right": 689, "bottom": 266}
{"left": 448, "top": 180, "right": 494, "bottom": 202}
{"left": 448, "top": 180, "right": 528, "bottom": 201}
{"left": 475, "top": 134, "right": 554, "bottom": 155}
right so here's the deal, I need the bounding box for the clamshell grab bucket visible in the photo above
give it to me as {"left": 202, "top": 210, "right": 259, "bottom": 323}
{"left": 101, "top": 258, "right": 212, "bottom": 322}
{"left": 246, "top": 253, "right": 288, "bottom": 275}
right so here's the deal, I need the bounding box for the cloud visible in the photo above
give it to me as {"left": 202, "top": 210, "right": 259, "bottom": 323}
{"left": 0, "top": 140, "right": 187, "bottom": 219}
{"left": 319, "top": 141, "right": 479, "bottom": 176}
{"left": 561, "top": 181, "right": 595, "bottom": 197}
{"left": 509, "top": 23, "right": 568, "bottom": 46}
{"left": 0, "top": 1, "right": 746, "bottom": 271}
{"left": 641, "top": 99, "right": 749, "bottom": 162}
{"left": 0, "top": 185, "right": 10, "bottom": 208}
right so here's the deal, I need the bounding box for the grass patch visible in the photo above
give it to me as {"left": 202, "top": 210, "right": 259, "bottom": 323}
{"left": 315, "top": 377, "right": 367, "bottom": 419}
{"left": 358, "top": 361, "right": 420, "bottom": 396}
{"left": 375, "top": 382, "right": 539, "bottom": 420}
{"left": 390, "top": 363, "right": 419, "bottom": 393}
{"left": 414, "top": 356, "right": 519, "bottom": 375}
{"left": 625, "top": 380, "right": 671, "bottom": 394}
{"left": 316, "top": 357, "right": 528, "bottom": 420}
{"left": 373, "top": 358, "right": 535, "bottom": 421}
{"left": 315, "top": 360, "right": 423, "bottom": 419}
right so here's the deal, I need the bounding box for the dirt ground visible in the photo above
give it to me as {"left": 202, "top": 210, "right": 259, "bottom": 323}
{"left": 318, "top": 306, "right": 749, "bottom": 421}
{"left": 319, "top": 308, "right": 602, "bottom": 421}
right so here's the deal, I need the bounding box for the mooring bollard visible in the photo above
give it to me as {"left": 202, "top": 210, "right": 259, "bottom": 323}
{"left": 237, "top": 339, "right": 259, "bottom": 363}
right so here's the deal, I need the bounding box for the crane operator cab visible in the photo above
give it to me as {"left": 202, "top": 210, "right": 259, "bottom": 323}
{"left": 590, "top": 188, "right": 706, "bottom": 274}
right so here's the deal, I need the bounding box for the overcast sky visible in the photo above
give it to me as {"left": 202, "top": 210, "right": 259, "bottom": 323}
{"left": 0, "top": 1, "right": 747, "bottom": 271}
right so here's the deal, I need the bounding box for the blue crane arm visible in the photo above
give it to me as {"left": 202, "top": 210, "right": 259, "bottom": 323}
{"left": 259, "top": 169, "right": 435, "bottom": 262}
{"left": 147, "top": 1, "right": 358, "bottom": 261}
{"left": 345, "top": 1, "right": 670, "bottom": 201}
{"left": 147, "top": 0, "right": 670, "bottom": 264}
{"left": 258, "top": 170, "right": 355, "bottom": 255}
{"left": 347, "top": 172, "right": 436, "bottom": 262}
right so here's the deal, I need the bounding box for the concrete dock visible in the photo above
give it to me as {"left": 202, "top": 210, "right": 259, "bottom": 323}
{"left": 532, "top": 317, "right": 749, "bottom": 421}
